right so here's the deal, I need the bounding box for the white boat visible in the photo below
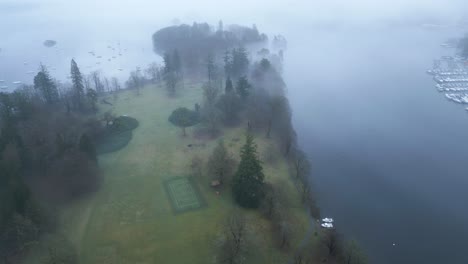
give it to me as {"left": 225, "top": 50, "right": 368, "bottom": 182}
{"left": 321, "top": 223, "right": 334, "bottom": 229}
{"left": 12, "top": 81, "right": 22, "bottom": 84}
{"left": 322, "top": 218, "right": 334, "bottom": 223}
{"left": 0, "top": 86, "right": 8, "bottom": 89}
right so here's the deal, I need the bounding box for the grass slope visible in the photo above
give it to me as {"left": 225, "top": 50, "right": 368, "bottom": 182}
{"left": 59, "top": 82, "right": 311, "bottom": 264}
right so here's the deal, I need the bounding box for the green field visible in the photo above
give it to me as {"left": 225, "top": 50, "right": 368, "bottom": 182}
{"left": 57, "top": 82, "right": 311, "bottom": 264}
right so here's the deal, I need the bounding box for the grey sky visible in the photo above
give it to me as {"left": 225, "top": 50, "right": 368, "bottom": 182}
{"left": 2, "top": 0, "right": 467, "bottom": 29}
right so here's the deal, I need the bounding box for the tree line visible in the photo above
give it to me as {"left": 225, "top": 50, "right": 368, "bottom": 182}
{"left": 0, "top": 57, "right": 125, "bottom": 262}
{"left": 162, "top": 21, "right": 367, "bottom": 264}
{"left": 152, "top": 22, "right": 267, "bottom": 76}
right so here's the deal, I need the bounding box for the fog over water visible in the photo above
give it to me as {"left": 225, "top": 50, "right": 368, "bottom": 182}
{"left": 2, "top": 1, "right": 468, "bottom": 263}
{"left": 286, "top": 26, "right": 468, "bottom": 264}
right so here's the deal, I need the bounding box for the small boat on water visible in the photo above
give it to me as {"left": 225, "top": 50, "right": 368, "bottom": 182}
{"left": 12, "top": 81, "right": 22, "bottom": 85}
{"left": 320, "top": 217, "right": 335, "bottom": 229}
{"left": 445, "top": 93, "right": 468, "bottom": 104}
{"left": 0, "top": 86, "right": 8, "bottom": 89}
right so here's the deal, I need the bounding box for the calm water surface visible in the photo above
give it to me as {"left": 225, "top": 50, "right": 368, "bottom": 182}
{"left": 286, "top": 26, "right": 468, "bottom": 264}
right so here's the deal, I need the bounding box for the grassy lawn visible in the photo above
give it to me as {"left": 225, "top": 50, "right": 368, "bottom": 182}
{"left": 58, "top": 82, "right": 311, "bottom": 264}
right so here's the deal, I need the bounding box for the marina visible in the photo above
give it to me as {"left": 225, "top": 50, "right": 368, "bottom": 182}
{"left": 445, "top": 93, "right": 468, "bottom": 104}
{"left": 427, "top": 55, "right": 468, "bottom": 106}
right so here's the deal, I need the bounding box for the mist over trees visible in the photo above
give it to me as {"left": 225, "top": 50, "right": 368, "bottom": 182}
{"left": 152, "top": 22, "right": 267, "bottom": 75}
{"left": 70, "top": 59, "right": 85, "bottom": 111}
{"left": 34, "top": 65, "right": 59, "bottom": 104}
{"left": 0, "top": 18, "right": 370, "bottom": 263}
{"left": 0, "top": 58, "right": 109, "bottom": 262}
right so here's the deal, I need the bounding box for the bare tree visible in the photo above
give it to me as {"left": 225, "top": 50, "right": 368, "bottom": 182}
{"left": 111, "top": 77, "right": 120, "bottom": 92}
{"left": 145, "top": 62, "right": 160, "bottom": 84}
{"left": 90, "top": 71, "right": 104, "bottom": 94}
{"left": 103, "top": 77, "right": 110, "bottom": 93}
{"left": 127, "top": 69, "right": 144, "bottom": 95}
{"left": 321, "top": 229, "right": 342, "bottom": 258}
{"left": 217, "top": 212, "right": 247, "bottom": 264}
{"left": 292, "top": 150, "right": 311, "bottom": 181}
{"left": 83, "top": 75, "right": 91, "bottom": 91}
{"left": 207, "top": 140, "right": 235, "bottom": 184}
{"left": 342, "top": 240, "right": 368, "bottom": 264}
{"left": 202, "top": 83, "right": 221, "bottom": 136}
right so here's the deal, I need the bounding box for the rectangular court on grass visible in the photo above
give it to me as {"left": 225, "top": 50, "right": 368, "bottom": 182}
{"left": 164, "top": 177, "right": 206, "bottom": 214}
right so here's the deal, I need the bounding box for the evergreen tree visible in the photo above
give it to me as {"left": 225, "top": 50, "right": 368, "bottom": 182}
{"left": 236, "top": 77, "right": 251, "bottom": 100}
{"left": 224, "top": 50, "right": 233, "bottom": 77}
{"left": 225, "top": 77, "right": 233, "bottom": 93}
{"left": 86, "top": 88, "right": 98, "bottom": 112}
{"left": 33, "top": 65, "right": 58, "bottom": 104}
{"left": 70, "top": 59, "right": 84, "bottom": 111}
{"left": 206, "top": 54, "right": 216, "bottom": 83}
{"left": 217, "top": 80, "right": 241, "bottom": 124}
{"left": 232, "top": 134, "right": 265, "bottom": 208}
{"left": 231, "top": 47, "right": 249, "bottom": 78}
{"left": 79, "top": 134, "right": 97, "bottom": 162}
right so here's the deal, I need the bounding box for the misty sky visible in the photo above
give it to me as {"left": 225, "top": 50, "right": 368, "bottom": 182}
{"left": 1, "top": 0, "right": 467, "bottom": 31}
{"left": 1, "top": 0, "right": 466, "bottom": 55}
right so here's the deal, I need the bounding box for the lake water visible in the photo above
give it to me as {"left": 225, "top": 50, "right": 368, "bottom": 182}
{"left": 286, "top": 25, "right": 468, "bottom": 264}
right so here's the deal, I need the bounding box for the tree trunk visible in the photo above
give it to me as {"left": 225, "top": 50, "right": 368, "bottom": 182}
{"left": 266, "top": 119, "right": 272, "bottom": 138}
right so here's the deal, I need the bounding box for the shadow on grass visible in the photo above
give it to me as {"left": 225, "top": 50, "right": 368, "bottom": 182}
{"left": 96, "top": 116, "right": 139, "bottom": 155}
